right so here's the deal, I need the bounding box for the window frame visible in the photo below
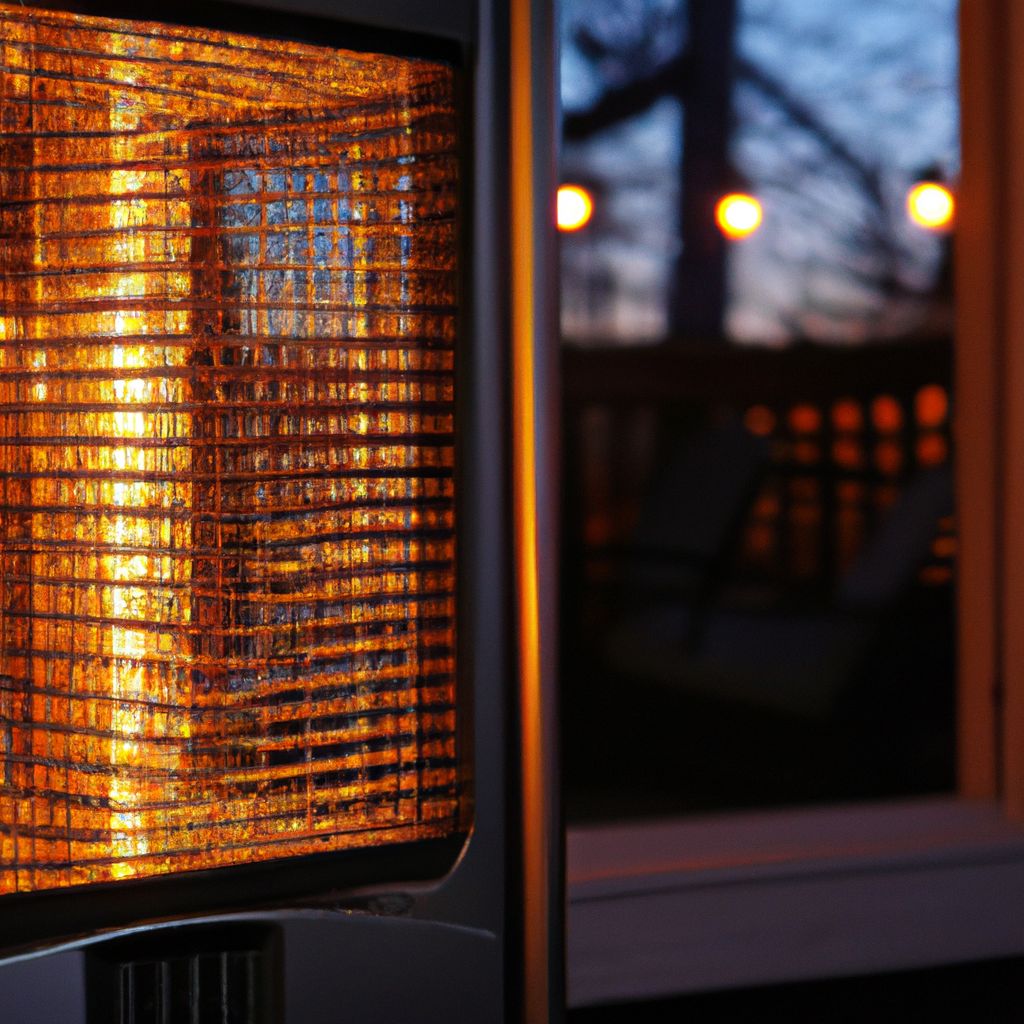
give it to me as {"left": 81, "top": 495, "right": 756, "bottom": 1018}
{"left": 566, "top": 0, "right": 1024, "bottom": 1006}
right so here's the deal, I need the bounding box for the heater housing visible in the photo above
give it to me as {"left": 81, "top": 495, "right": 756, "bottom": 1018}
{"left": 0, "top": 0, "right": 559, "bottom": 1020}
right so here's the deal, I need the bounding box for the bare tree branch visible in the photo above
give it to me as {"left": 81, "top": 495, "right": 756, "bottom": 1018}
{"left": 735, "top": 58, "right": 884, "bottom": 209}
{"left": 564, "top": 50, "right": 884, "bottom": 213}
{"left": 563, "top": 55, "right": 687, "bottom": 140}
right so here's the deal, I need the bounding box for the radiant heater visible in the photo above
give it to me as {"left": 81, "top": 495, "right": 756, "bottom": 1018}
{"left": 0, "top": 0, "right": 558, "bottom": 1021}
{"left": 0, "top": 2, "right": 462, "bottom": 895}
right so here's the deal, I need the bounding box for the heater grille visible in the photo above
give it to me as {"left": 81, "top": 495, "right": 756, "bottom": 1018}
{"left": 106, "top": 950, "right": 264, "bottom": 1024}
{"left": 0, "top": 3, "right": 461, "bottom": 894}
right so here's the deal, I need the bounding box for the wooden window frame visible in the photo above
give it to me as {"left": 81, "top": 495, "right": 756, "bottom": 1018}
{"left": 566, "top": 0, "right": 1024, "bottom": 1007}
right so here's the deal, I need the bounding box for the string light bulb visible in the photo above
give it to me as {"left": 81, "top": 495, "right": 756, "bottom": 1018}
{"left": 715, "top": 193, "right": 763, "bottom": 239}
{"left": 557, "top": 184, "right": 594, "bottom": 232}
{"left": 907, "top": 182, "right": 954, "bottom": 230}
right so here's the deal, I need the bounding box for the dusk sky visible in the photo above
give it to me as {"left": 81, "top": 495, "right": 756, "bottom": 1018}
{"left": 560, "top": 0, "right": 959, "bottom": 344}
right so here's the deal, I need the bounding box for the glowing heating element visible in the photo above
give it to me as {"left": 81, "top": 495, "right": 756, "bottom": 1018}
{"left": 0, "top": 4, "right": 462, "bottom": 894}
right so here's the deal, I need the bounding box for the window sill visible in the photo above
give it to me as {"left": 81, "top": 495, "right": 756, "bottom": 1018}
{"left": 567, "top": 797, "right": 1024, "bottom": 1007}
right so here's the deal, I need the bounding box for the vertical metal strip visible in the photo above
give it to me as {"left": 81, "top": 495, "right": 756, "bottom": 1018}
{"left": 511, "top": 0, "right": 558, "bottom": 1019}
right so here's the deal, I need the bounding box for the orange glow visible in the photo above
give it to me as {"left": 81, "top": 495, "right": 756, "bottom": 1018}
{"left": 745, "top": 523, "right": 776, "bottom": 557}
{"left": 872, "top": 395, "right": 904, "bottom": 433}
{"left": 915, "top": 384, "right": 949, "bottom": 428}
{"left": 584, "top": 512, "right": 613, "bottom": 546}
{"left": 875, "top": 441, "right": 904, "bottom": 476}
{"left": 933, "top": 536, "right": 958, "bottom": 558}
{"left": 791, "top": 503, "right": 822, "bottom": 526}
{"left": 920, "top": 565, "right": 954, "bottom": 586}
{"left": 832, "top": 399, "right": 864, "bottom": 433}
{"left": 794, "top": 441, "right": 820, "bottom": 464}
{"left": 907, "top": 182, "right": 955, "bottom": 230}
{"left": 744, "top": 405, "right": 776, "bottom": 436}
{"left": 753, "top": 492, "right": 781, "bottom": 518}
{"left": 789, "top": 404, "right": 822, "bottom": 435}
{"left": 917, "top": 433, "right": 949, "bottom": 466}
{"left": 833, "top": 439, "right": 865, "bottom": 470}
{"left": 838, "top": 481, "right": 865, "bottom": 503}
{"left": 557, "top": 184, "right": 594, "bottom": 232}
{"left": 0, "top": 5, "right": 462, "bottom": 895}
{"left": 715, "top": 193, "right": 763, "bottom": 239}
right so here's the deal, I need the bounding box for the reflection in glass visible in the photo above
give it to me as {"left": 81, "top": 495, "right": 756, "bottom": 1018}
{"left": 560, "top": 0, "right": 959, "bottom": 818}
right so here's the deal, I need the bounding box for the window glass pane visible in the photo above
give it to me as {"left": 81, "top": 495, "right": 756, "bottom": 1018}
{"left": 561, "top": 0, "right": 959, "bottom": 819}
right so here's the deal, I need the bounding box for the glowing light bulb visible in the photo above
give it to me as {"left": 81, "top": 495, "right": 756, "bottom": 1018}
{"left": 715, "top": 193, "right": 762, "bottom": 239}
{"left": 557, "top": 184, "right": 593, "bottom": 232}
{"left": 907, "top": 182, "right": 954, "bottom": 230}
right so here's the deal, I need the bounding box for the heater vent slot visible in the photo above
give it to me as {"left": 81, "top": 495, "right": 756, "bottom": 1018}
{"left": 117, "top": 952, "right": 260, "bottom": 1024}
{"left": 87, "top": 927, "right": 278, "bottom": 1024}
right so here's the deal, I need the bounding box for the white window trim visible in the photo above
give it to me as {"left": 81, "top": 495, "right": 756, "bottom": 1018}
{"left": 567, "top": 0, "right": 1024, "bottom": 1006}
{"left": 567, "top": 798, "right": 1024, "bottom": 1006}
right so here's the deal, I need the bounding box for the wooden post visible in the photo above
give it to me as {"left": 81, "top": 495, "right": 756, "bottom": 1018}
{"left": 668, "top": 0, "right": 737, "bottom": 341}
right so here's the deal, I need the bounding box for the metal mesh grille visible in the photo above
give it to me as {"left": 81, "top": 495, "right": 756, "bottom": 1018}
{"left": 0, "top": 3, "right": 461, "bottom": 894}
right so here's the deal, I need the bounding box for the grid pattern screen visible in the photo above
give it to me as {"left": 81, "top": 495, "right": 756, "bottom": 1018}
{"left": 0, "top": 3, "right": 461, "bottom": 894}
